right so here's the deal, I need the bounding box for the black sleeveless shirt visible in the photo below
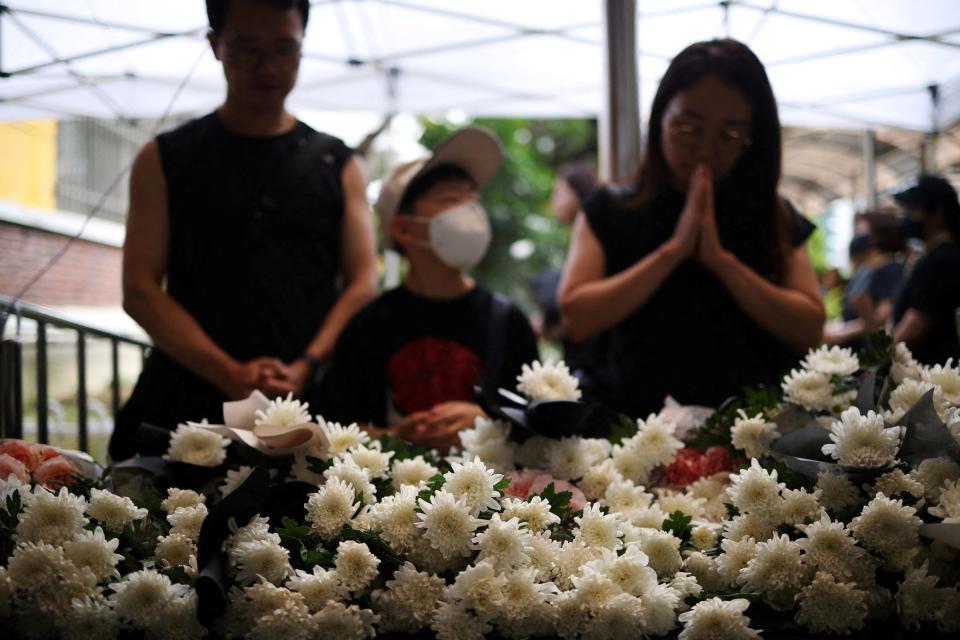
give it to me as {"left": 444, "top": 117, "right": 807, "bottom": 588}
{"left": 111, "top": 112, "right": 353, "bottom": 459}
{"left": 583, "top": 184, "right": 815, "bottom": 419}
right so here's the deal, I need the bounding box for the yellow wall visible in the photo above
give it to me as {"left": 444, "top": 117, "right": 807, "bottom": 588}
{"left": 0, "top": 120, "right": 57, "bottom": 209}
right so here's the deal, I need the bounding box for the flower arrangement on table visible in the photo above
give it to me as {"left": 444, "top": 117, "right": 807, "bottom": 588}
{"left": 1, "top": 334, "right": 959, "bottom": 639}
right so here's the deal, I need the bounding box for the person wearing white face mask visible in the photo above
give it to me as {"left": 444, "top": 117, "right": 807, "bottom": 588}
{"left": 309, "top": 127, "right": 539, "bottom": 450}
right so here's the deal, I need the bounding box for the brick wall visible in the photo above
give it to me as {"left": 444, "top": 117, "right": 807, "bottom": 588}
{"left": 0, "top": 222, "right": 122, "bottom": 307}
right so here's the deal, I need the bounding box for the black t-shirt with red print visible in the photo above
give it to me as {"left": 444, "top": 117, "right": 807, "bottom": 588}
{"left": 313, "top": 286, "right": 539, "bottom": 427}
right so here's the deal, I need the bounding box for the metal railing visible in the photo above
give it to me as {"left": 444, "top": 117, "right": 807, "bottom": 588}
{"left": 0, "top": 294, "right": 151, "bottom": 452}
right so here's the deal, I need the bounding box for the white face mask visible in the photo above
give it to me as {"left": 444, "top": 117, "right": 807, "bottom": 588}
{"left": 411, "top": 201, "right": 492, "bottom": 270}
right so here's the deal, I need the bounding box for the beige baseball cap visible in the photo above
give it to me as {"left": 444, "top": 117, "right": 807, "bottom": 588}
{"left": 376, "top": 126, "right": 503, "bottom": 248}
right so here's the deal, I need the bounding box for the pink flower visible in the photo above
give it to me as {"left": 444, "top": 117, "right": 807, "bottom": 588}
{"left": 0, "top": 439, "right": 41, "bottom": 470}
{"left": 33, "top": 456, "right": 76, "bottom": 488}
{"left": 505, "top": 469, "right": 587, "bottom": 513}
{"left": 0, "top": 453, "right": 29, "bottom": 483}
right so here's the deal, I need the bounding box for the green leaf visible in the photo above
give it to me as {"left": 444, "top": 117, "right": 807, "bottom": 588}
{"left": 608, "top": 414, "right": 639, "bottom": 446}
{"left": 301, "top": 545, "right": 334, "bottom": 569}
{"left": 531, "top": 482, "right": 573, "bottom": 519}
{"left": 307, "top": 455, "right": 333, "bottom": 476}
{"left": 415, "top": 473, "right": 447, "bottom": 509}
{"left": 277, "top": 516, "right": 310, "bottom": 542}
{"left": 662, "top": 510, "right": 694, "bottom": 543}
{"left": 493, "top": 476, "right": 511, "bottom": 493}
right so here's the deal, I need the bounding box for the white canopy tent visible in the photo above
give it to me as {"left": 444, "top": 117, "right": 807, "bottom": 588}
{"left": 1, "top": 0, "right": 960, "bottom": 208}
{"left": 1, "top": 0, "right": 958, "bottom": 129}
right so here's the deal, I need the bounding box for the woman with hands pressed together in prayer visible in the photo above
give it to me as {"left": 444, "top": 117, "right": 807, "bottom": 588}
{"left": 559, "top": 39, "right": 824, "bottom": 419}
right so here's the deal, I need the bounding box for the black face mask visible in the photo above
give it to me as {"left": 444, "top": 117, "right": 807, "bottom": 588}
{"left": 897, "top": 216, "right": 925, "bottom": 240}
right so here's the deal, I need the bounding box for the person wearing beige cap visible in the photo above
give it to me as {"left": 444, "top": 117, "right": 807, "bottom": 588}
{"left": 310, "top": 127, "right": 539, "bottom": 450}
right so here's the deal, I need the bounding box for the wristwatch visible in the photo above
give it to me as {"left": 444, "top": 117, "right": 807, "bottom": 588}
{"left": 303, "top": 353, "right": 330, "bottom": 383}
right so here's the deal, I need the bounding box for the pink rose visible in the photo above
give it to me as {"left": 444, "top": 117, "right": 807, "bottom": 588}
{"left": 33, "top": 456, "right": 76, "bottom": 489}
{"left": 0, "top": 453, "right": 29, "bottom": 483}
{"left": 505, "top": 469, "right": 587, "bottom": 513}
{"left": 0, "top": 439, "right": 41, "bottom": 470}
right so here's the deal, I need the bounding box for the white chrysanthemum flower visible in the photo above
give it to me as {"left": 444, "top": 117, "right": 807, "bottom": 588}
{"left": 390, "top": 456, "right": 440, "bottom": 490}
{"left": 678, "top": 597, "right": 760, "bottom": 640}
{"left": 803, "top": 344, "right": 860, "bottom": 376}
{"left": 570, "top": 569, "right": 621, "bottom": 614}
{"left": 16, "top": 485, "right": 88, "bottom": 545}
{"left": 872, "top": 468, "right": 925, "bottom": 499}
{"left": 0, "top": 473, "right": 29, "bottom": 505}
{"left": 526, "top": 532, "right": 562, "bottom": 583}
{"left": 473, "top": 513, "right": 532, "bottom": 570}
{"left": 165, "top": 423, "right": 229, "bottom": 466}
{"left": 255, "top": 392, "right": 311, "bottom": 427}
{"left": 290, "top": 449, "right": 328, "bottom": 485}
{"left": 739, "top": 534, "right": 809, "bottom": 607}
{"left": 60, "top": 594, "right": 118, "bottom": 640}
{"left": 443, "top": 456, "right": 503, "bottom": 514}
{"left": 629, "top": 413, "right": 684, "bottom": 465}
{"left": 286, "top": 566, "right": 346, "bottom": 610}
{"left": 335, "top": 540, "right": 380, "bottom": 593}
{"left": 911, "top": 457, "right": 960, "bottom": 500}
{"left": 346, "top": 442, "right": 394, "bottom": 480}
{"left": 62, "top": 526, "right": 122, "bottom": 582}
{"left": 7, "top": 540, "right": 98, "bottom": 618}
{"left": 431, "top": 600, "right": 492, "bottom": 640}
{"left": 312, "top": 602, "right": 379, "bottom": 640}
{"left": 896, "top": 563, "right": 943, "bottom": 630}
{"left": 574, "top": 502, "right": 624, "bottom": 551}
{"left": 795, "top": 513, "right": 862, "bottom": 579}
{"left": 929, "top": 479, "right": 960, "bottom": 523}
{"left": 225, "top": 579, "right": 304, "bottom": 638}
{"left": 501, "top": 496, "right": 560, "bottom": 533}
{"left": 459, "top": 416, "right": 510, "bottom": 450}
{"left": 160, "top": 592, "right": 207, "bottom": 640}
{"left": 219, "top": 465, "right": 255, "bottom": 498}
{"left": 716, "top": 536, "right": 757, "bottom": 586}
{"left": 731, "top": 410, "right": 779, "bottom": 459}
{"left": 166, "top": 503, "right": 207, "bottom": 542}
{"left": 86, "top": 488, "right": 147, "bottom": 532}
{"left": 499, "top": 566, "right": 559, "bottom": 621}
{"left": 890, "top": 342, "right": 922, "bottom": 383}
{"left": 822, "top": 407, "right": 902, "bottom": 468}
{"left": 447, "top": 559, "right": 507, "bottom": 616}
{"left": 367, "top": 484, "right": 419, "bottom": 553}
{"left": 321, "top": 421, "right": 370, "bottom": 457}
{"left": 306, "top": 477, "right": 360, "bottom": 540}
{"left": 324, "top": 458, "right": 376, "bottom": 505}
{"left": 155, "top": 532, "right": 196, "bottom": 570}
{"left": 722, "top": 513, "right": 777, "bottom": 543}
{"left": 555, "top": 539, "right": 602, "bottom": 589}
{"left": 517, "top": 360, "right": 582, "bottom": 401}
{"left": 546, "top": 436, "right": 592, "bottom": 480}
{"left": 682, "top": 551, "right": 725, "bottom": 592}
{"left": 603, "top": 478, "right": 654, "bottom": 515}
{"left": 656, "top": 489, "right": 706, "bottom": 520}
{"left": 886, "top": 378, "right": 949, "bottom": 423}
{"left": 815, "top": 471, "right": 861, "bottom": 512}
{"left": 640, "top": 582, "right": 682, "bottom": 636}
{"left": 670, "top": 570, "right": 704, "bottom": 601}
{"left": 579, "top": 458, "right": 625, "bottom": 500}
{"left": 582, "top": 592, "right": 645, "bottom": 640}
{"left": 638, "top": 529, "right": 683, "bottom": 577}
{"left": 416, "top": 490, "right": 483, "bottom": 558}
{"left": 584, "top": 544, "right": 657, "bottom": 596}
{"left": 922, "top": 359, "right": 960, "bottom": 405}
{"left": 554, "top": 591, "right": 586, "bottom": 639}
{"left": 781, "top": 368, "right": 836, "bottom": 412}
{"left": 691, "top": 525, "right": 718, "bottom": 550}
{"left": 160, "top": 488, "right": 205, "bottom": 513}
{"left": 385, "top": 562, "right": 446, "bottom": 624}
{"left": 108, "top": 569, "right": 189, "bottom": 628}
{"left": 795, "top": 571, "right": 868, "bottom": 635}
{"left": 849, "top": 493, "right": 922, "bottom": 570}
{"left": 462, "top": 436, "right": 516, "bottom": 473}
{"left": 225, "top": 515, "right": 276, "bottom": 553}
{"left": 777, "top": 487, "right": 823, "bottom": 526}
{"left": 232, "top": 539, "right": 292, "bottom": 585}
{"left": 726, "top": 459, "right": 785, "bottom": 517}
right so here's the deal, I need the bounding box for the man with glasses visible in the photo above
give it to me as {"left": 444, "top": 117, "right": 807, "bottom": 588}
{"left": 110, "top": 0, "right": 378, "bottom": 459}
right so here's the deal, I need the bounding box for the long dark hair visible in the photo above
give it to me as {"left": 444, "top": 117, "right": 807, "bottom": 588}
{"left": 636, "top": 38, "right": 789, "bottom": 279}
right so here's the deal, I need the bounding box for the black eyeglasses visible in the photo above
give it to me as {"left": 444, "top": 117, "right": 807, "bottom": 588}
{"left": 668, "top": 122, "right": 752, "bottom": 155}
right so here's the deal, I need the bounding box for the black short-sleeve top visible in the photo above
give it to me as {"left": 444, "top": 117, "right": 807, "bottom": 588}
{"left": 583, "top": 184, "right": 815, "bottom": 418}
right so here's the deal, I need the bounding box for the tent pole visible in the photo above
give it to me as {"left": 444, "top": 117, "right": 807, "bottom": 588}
{"left": 862, "top": 129, "right": 877, "bottom": 210}
{"left": 922, "top": 84, "right": 940, "bottom": 173}
{"left": 0, "top": 3, "right": 6, "bottom": 78}
{"left": 600, "top": 0, "right": 640, "bottom": 182}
